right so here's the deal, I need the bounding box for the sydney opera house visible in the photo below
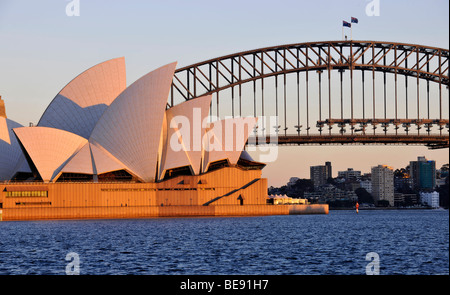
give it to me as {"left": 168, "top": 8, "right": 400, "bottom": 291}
{"left": 0, "top": 58, "right": 327, "bottom": 220}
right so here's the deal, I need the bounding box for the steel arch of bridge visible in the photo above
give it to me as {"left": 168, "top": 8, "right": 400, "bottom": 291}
{"left": 170, "top": 40, "right": 449, "bottom": 149}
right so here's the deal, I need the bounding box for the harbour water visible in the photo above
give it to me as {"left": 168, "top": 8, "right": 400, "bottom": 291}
{"left": 0, "top": 209, "right": 448, "bottom": 275}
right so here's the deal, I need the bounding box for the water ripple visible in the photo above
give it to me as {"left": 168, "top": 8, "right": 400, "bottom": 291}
{"left": 0, "top": 210, "right": 448, "bottom": 275}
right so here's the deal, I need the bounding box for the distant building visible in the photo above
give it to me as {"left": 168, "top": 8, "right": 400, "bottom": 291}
{"left": 362, "top": 173, "right": 371, "bottom": 181}
{"left": 410, "top": 156, "right": 436, "bottom": 190}
{"left": 338, "top": 168, "right": 361, "bottom": 180}
{"left": 394, "top": 193, "right": 420, "bottom": 207}
{"left": 420, "top": 191, "right": 440, "bottom": 208}
{"left": 360, "top": 179, "right": 372, "bottom": 193}
{"left": 394, "top": 176, "right": 413, "bottom": 192}
{"left": 371, "top": 165, "right": 394, "bottom": 206}
{"left": 304, "top": 183, "right": 357, "bottom": 203}
{"left": 310, "top": 161, "right": 332, "bottom": 187}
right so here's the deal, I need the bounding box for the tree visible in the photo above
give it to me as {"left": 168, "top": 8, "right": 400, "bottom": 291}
{"left": 355, "top": 187, "right": 374, "bottom": 204}
{"left": 268, "top": 185, "right": 287, "bottom": 196}
{"left": 286, "top": 179, "right": 314, "bottom": 198}
{"left": 436, "top": 175, "right": 449, "bottom": 209}
{"left": 394, "top": 168, "right": 409, "bottom": 178}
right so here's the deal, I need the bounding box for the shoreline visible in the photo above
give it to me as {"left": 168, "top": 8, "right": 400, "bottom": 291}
{"left": 329, "top": 206, "right": 447, "bottom": 211}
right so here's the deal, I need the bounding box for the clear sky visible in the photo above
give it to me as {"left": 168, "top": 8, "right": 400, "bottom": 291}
{"left": 0, "top": 0, "right": 448, "bottom": 186}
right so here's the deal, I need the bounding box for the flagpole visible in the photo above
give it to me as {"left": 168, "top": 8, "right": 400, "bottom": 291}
{"left": 350, "top": 17, "right": 358, "bottom": 40}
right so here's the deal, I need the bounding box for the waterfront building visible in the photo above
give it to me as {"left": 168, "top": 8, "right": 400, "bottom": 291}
{"left": 420, "top": 191, "right": 440, "bottom": 208}
{"left": 310, "top": 161, "right": 332, "bottom": 187}
{"left": 0, "top": 58, "right": 329, "bottom": 220}
{"left": 304, "top": 183, "right": 358, "bottom": 203}
{"left": 371, "top": 165, "right": 394, "bottom": 206}
{"left": 268, "top": 195, "right": 309, "bottom": 205}
{"left": 394, "top": 193, "right": 420, "bottom": 207}
{"left": 410, "top": 156, "right": 436, "bottom": 190}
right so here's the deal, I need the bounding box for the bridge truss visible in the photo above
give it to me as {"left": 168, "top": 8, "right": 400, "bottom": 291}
{"left": 170, "top": 41, "right": 449, "bottom": 149}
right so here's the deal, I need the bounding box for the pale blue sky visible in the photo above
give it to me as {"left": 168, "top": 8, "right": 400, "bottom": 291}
{"left": 0, "top": 0, "right": 448, "bottom": 185}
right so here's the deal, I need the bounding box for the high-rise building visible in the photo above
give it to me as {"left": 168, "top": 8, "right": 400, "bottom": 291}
{"left": 410, "top": 156, "right": 436, "bottom": 190}
{"left": 326, "top": 162, "right": 332, "bottom": 179}
{"left": 371, "top": 165, "right": 394, "bottom": 206}
{"left": 310, "top": 161, "right": 332, "bottom": 187}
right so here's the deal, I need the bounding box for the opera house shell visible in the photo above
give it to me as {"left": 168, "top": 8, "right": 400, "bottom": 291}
{"left": 0, "top": 58, "right": 328, "bottom": 220}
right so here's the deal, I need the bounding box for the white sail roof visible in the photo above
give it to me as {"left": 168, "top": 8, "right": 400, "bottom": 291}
{"left": 89, "top": 62, "right": 177, "bottom": 182}
{"left": 159, "top": 95, "right": 212, "bottom": 179}
{"left": 6, "top": 60, "right": 262, "bottom": 184}
{"left": 13, "top": 127, "right": 88, "bottom": 182}
{"left": 89, "top": 141, "right": 129, "bottom": 175}
{"left": 202, "top": 117, "right": 257, "bottom": 173}
{"left": 0, "top": 117, "right": 28, "bottom": 180}
{"left": 60, "top": 142, "right": 94, "bottom": 175}
{"left": 38, "top": 57, "right": 126, "bottom": 139}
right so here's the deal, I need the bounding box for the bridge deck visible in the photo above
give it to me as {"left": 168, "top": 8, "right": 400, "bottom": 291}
{"left": 248, "top": 134, "right": 449, "bottom": 149}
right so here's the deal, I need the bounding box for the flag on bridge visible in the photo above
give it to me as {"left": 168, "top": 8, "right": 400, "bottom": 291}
{"left": 351, "top": 17, "right": 358, "bottom": 24}
{"left": 343, "top": 21, "right": 351, "bottom": 28}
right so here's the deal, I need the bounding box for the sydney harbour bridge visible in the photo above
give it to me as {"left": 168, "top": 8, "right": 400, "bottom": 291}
{"left": 169, "top": 41, "right": 449, "bottom": 149}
